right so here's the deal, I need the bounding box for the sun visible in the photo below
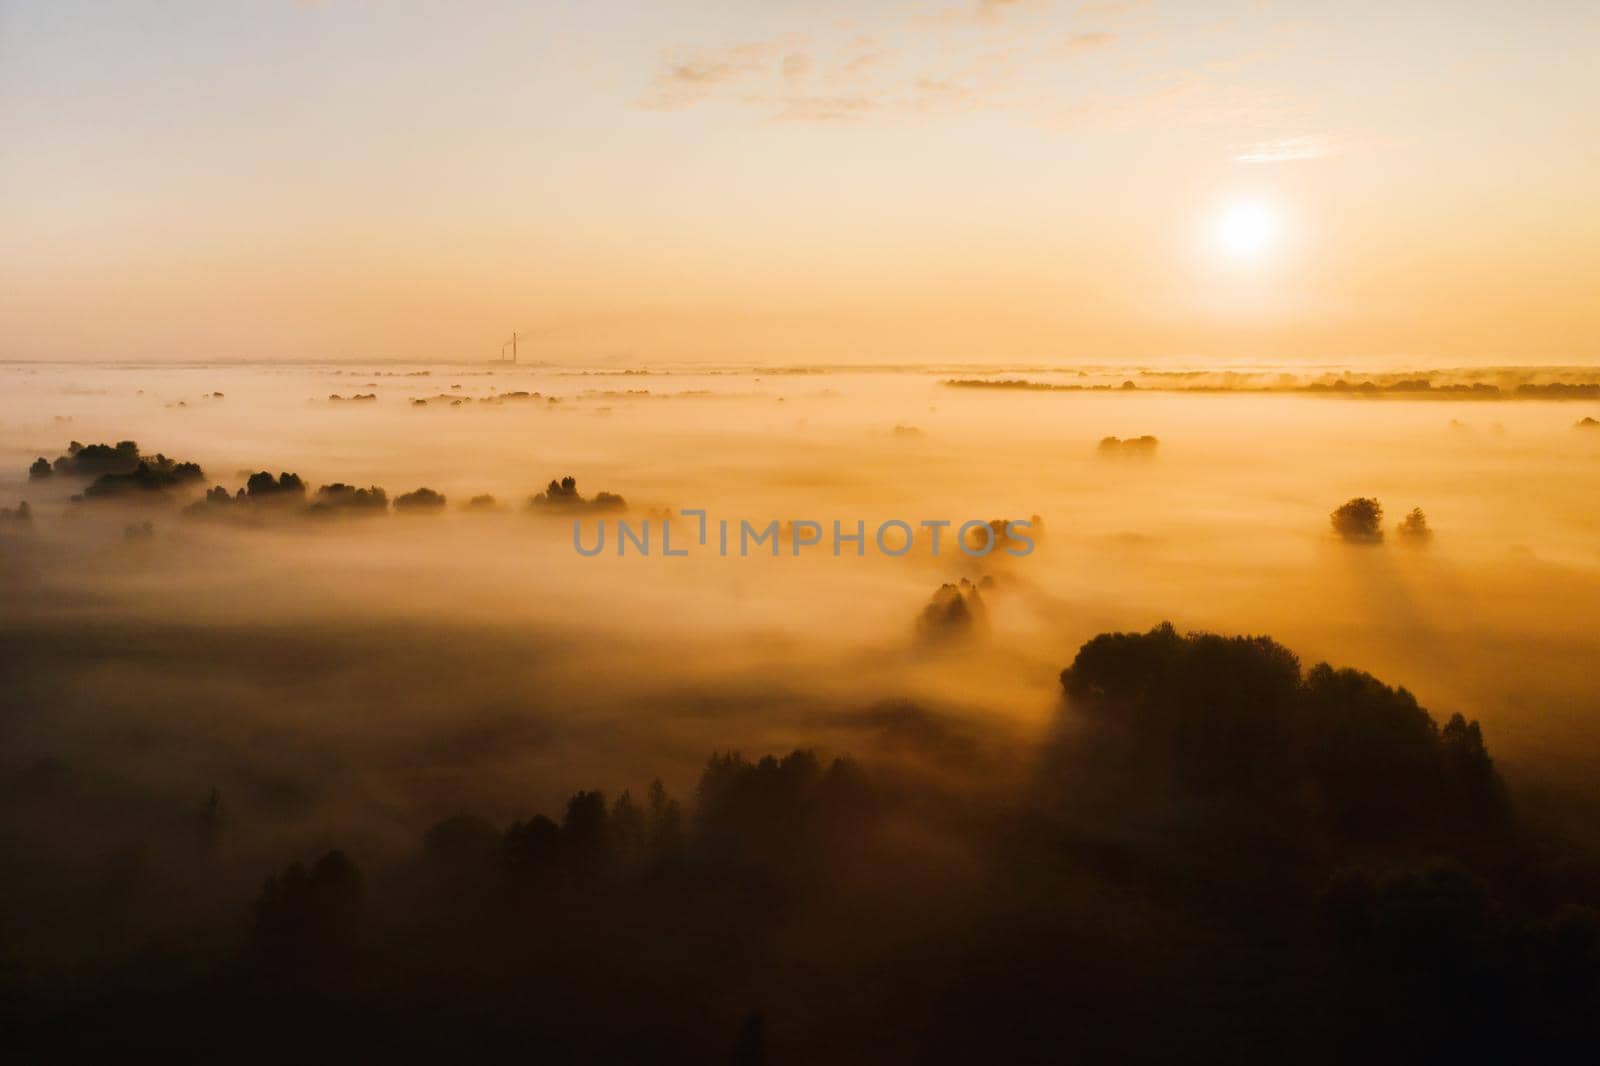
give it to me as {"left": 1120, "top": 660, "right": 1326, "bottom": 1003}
{"left": 1214, "top": 200, "right": 1278, "bottom": 259}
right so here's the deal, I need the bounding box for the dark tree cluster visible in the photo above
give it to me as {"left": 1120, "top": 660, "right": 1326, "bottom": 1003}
{"left": 247, "top": 471, "right": 307, "bottom": 499}
{"left": 528, "top": 475, "right": 627, "bottom": 512}
{"left": 1517, "top": 383, "right": 1600, "bottom": 399}
{"left": 478, "top": 390, "right": 551, "bottom": 404}
{"left": 308, "top": 483, "right": 389, "bottom": 515}
{"left": 1, "top": 500, "right": 32, "bottom": 525}
{"left": 963, "top": 516, "right": 1040, "bottom": 554}
{"left": 254, "top": 851, "right": 364, "bottom": 947}
{"left": 176, "top": 474, "right": 633, "bottom": 522}
{"left": 394, "top": 487, "right": 447, "bottom": 513}
{"left": 1332, "top": 497, "right": 1434, "bottom": 545}
{"left": 1306, "top": 379, "right": 1502, "bottom": 396}
{"left": 7, "top": 626, "right": 1600, "bottom": 1065}
{"left": 187, "top": 471, "right": 308, "bottom": 515}
{"left": 41, "top": 440, "right": 142, "bottom": 477}
{"left": 215, "top": 753, "right": 875, "bottom": 1061}
{"left": 694, "top": 751, "right": 875, "bottom": 896}
{"left": 79, "top": 456, "right": 206, "bottom": 499}
{"left": 1322, "top": 862, "right": 1600, "bottom": 1061}
{"left": 1057, "top": 622, "right": 1509, "bottom": 842}
{"left": 943, "top": 378, "right": 1088, "bottom": 391}
{"left": 26, "top": 446, "right": 634, "bottom": 527}
{"left": 916, "top": 579, "right": 988, "bottom": 643}
{"left": 1096, "top": 434, "right": 1159, "bottom": 458}
{"left": 29, "top": 440, "right": 205, "bottom": 500}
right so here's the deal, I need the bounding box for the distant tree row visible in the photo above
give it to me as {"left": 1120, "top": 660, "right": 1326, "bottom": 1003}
{"left": 529, "top": 476, "right": 627, "bottom": 512}
{"left": 23, "top": 446, "right": 629, "bottom": 522}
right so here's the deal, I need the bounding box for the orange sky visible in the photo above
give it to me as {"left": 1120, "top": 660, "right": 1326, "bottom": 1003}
{"left": 2, "top": 0, "right": 1598, "bottom": 365}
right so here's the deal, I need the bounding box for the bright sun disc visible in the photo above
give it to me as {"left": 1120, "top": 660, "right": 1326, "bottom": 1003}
{"left": 1215, "top": 201, "right": 1277, "bottom": 257}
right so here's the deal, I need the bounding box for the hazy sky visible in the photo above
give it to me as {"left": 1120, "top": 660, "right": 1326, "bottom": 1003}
{"left": 3, "top": 0, "right": 1597, "bottom": 365}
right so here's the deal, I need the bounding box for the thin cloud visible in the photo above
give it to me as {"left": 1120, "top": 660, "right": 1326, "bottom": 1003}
{"left": 1234, "top": 134, "right": 1343, "bottom": 164}
{"left": 1046, "top": 77, "right": 1300, "bottom": 132}
{"left": 921, "top": 0, "right": 1036, "bottom": 29}
{"left": 640, "top": 3, "right": 1300, "bottom": 129}
{"left": 771, "top": 95, "right": 878, "bottom": 123}
{"left": 664, "top": 60, "right": 742, "bottom": 86}
{"left": 1075, "top": 0, "right": 1150, "bottom": 16}
{"left": 1065, "top": 31, "right": 1117, "bottom": 50}
{"left": 644, "top": 40, "right": 787, "bottom": 109}
{"left": 843, "top": 49, "right": 892, "bottom": 76}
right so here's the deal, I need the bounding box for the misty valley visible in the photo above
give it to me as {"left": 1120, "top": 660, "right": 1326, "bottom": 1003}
{"left": 2, "top": 362, "right": 1600, "bottom": 1063}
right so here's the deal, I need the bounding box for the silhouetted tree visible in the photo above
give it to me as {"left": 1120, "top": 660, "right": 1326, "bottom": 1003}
{"left": 253, "top": 850, "right": 364, "bottom": 969}
{"left": 394, "top": 487, "right": 447, "bottom": 512}
{"left": 1331, "top": 497, "right": 1384, "bottom": 542}
{"left": 917, "top": 580, "right": 986, "bottom": 643}
{"left": 647, "top": 778, "right": 685, "bottom": 870}
{"left": 1397, "top": 506, "right": 1432, "bottom": 542}
{"left": 1440, "top": 713, "right": 1510, "bottom": 828}
{"left": 562, "top": 789, "right": 610, "bottom": 875}
{"left": 503, "top": 814, "right": 561, "bottom": 889}
{"left": 610, "top": 790, "right": 646, "bottom": 872}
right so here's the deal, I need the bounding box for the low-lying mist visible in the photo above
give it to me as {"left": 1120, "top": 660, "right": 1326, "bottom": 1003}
{"left": 2, "top": 361, "right": 1599, "bottom": 1061}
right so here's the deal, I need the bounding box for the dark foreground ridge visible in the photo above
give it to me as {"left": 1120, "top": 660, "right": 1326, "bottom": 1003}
{"left": 2, "top": 623, "right": 1597, "bottom": 1064}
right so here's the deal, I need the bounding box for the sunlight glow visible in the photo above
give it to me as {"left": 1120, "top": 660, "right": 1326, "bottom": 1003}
{"left": 1214, "top": 201, "right": 1279, "bottom": 259}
